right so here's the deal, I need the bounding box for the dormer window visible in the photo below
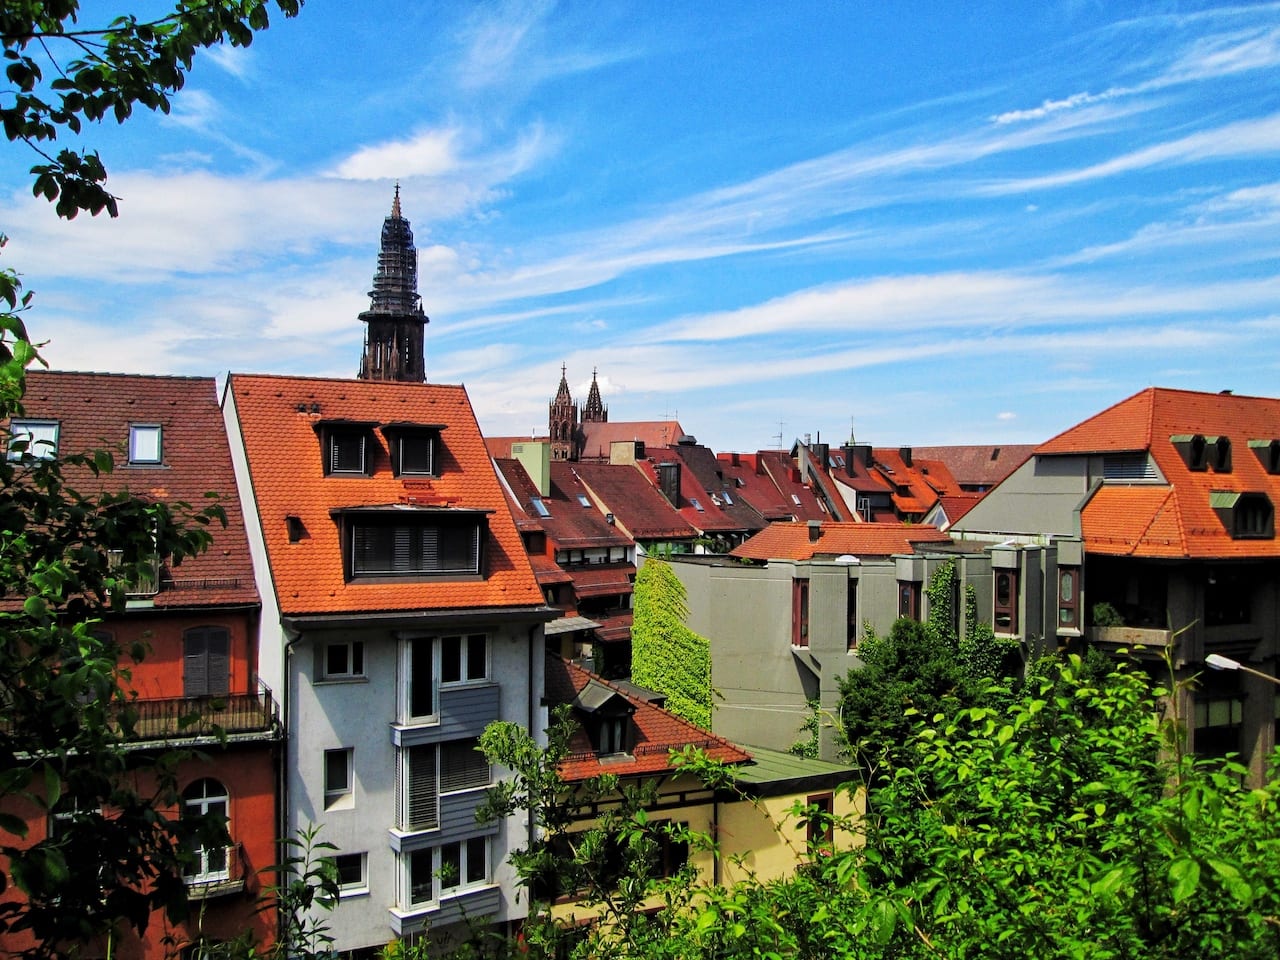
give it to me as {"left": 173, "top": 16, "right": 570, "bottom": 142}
{"left": 1211, "top": 436, "right": 1232, "bottom": 473}
{"left": 7, "top": 419, "right": 59, "bottom": 460}
{"left": 316, "top": 420, "right": 378, "bottom": 476}
{"left": 571, "top": 678, "right": 635, "bottom": 757}
{"left": 1171, "top": 434, "right": 1230, "bottom": 472}
{"left": 337, "top": 506, "right": 489, "bottom": 579}
{"left": 1249, "top": 439, "right": 1280, "bottom": 475}
{"left": 382, "top": 422, "right": 445, "bottom": 478}
{"left": 1210, "top": 491, "right": 1274, "bottom": 539}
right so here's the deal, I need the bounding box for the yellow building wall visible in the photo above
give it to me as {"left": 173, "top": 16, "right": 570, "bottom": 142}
{"left": 547, "top": 773, "right": 863, "bottom": 922}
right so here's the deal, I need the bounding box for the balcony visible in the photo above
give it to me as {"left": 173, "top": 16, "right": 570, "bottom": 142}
{"left": 114, "top": 684, "right": 279, "bottom": 742}
{"left": 185, "top": 842, "right": 246, "bottom": 900}
{"left": 1088, "top": 625, "right": 1176, "bottom": 650}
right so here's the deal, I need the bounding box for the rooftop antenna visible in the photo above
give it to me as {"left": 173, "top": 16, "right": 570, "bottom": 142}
{"left": 773, "top": 420, "right": 785, "bottom": 449}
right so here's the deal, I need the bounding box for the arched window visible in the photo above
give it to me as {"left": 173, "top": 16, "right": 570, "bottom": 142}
{"left": 183, "top": 627, "right": 230, "bottom": 697}
{"left": 183, "top": 778, "right": 230, "bottom": 882}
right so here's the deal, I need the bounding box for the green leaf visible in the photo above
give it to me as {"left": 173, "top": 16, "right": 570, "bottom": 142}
{"left": 1169, "top": 857, "right": 1201, "bottom": 904}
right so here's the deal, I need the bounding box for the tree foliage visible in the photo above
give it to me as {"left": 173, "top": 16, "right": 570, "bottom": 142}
{"left": 472, "top": 658, "right": 1280, "bottom": 960}
{"left": 2, "top": 0, "right": 302, "bottom": 219}
{"left": 630, "top": 557, "right": 712, "bottom": 728}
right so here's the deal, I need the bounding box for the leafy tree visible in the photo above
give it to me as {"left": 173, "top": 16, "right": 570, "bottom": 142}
{"left": 2, "top": 0, "right": 302, "bottom": 218}
{"left": 630, "top": 557, "right": 711, "bottom": 728}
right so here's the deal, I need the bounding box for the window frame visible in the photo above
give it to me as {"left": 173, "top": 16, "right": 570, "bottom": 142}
{"left": 383, "top": 424, "right": 443, "bottom": 479}
{"left": 792, "top": 578, "right": 810, "bottom": 648}
{"left": 128, "top": 423, "right": 163, "bottom": 464}
{"left": 7, "top": 419, "right": 59, "bottom": 461}
{"left": 320, "top": 640, "right": 365, "bottom": 682}
{"left": 1056, "top": 566, "right": 1080, "bottom": 632}
{"left": 345, "top": 511, "right": 488, "bottom": 580}
{"left": 183, "top": 778, "right": 231, "bottom": 883}
{"left": 897, "top": 581, "right": 921, "bottom": 620}
{"left": 323, "top": 748, "right": 354, "bottom": 810}
{"left": 334, "top": 852, "right": 368, "bottom": 896}
{"left": 401, "top": 634, "right": 490, "bottom": 724}
{"left": 183, "top": 626, "right": 231, "bottom": 698}
{"left": 404, "top": 838, "right": 491, "bottom": 909}
{"left": 994, "top": 569, "right": 1019, "bottom": 634}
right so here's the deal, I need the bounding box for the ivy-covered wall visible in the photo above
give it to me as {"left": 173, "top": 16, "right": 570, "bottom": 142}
{"left": 631, "top": 557, "right": 712, "bottom": 728}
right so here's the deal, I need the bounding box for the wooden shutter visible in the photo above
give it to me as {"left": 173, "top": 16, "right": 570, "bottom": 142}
{"left": 184, "top": 629, "right": 208, "bottom": 697}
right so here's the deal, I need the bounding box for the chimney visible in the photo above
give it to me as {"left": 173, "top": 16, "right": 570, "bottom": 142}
{"left": 511, "top": 440, "right": 552, "bottom": 496}
{"left": 657, "top": 461, "right": 681, "bottom": 508}
{"left": 807, "top": 520, "right": 822, "bottom": 543}
{"left": 899, "top": 446, "right": 913, "bottom": 467}
{"left": 840, "top": 443, "right": 857, "bottom": 478}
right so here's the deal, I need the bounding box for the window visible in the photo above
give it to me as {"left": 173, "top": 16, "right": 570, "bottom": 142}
{"left": 847, "top": 582, "right": 858, "bottom": 652}
{"left": 530, "top": 497, "right": 551, "bottom": 518}
{"left": 405, "top": 838, "right": 489, "bottom": 908}
{"left": 440, "top": 738, "right": 490, "bottom": 793}
{"left": 806, "top": 793, "right": 834, "bottom": 854}
{"left": 1206, "top": 569, "right": 1252, "bottom": 626}
{"left": 348, "top": 514, "right": 486, "bottom": 578}
{"left": 1194, "top": 695, "right": 1243, "bottom": 759}
{"left": 385, "top": 426, "right": 440, "bottom": 477}
{"left": 315, "top": 421, "right": 377, "bottom": 476}
{"left": 7, "top": 419, "right": 58, "bottom": 460}
{"left": 898, "top": 581, "right": 920, "bottom": 620}
{"left": 1057, "top": 567, "right": 1080, "bottom": 631}
{"left": 324, "top": 748, "right": 354, "bottom": 809}
{"left": 1210, "top": 491, "right": 1275, "bottom": 539}
{"left": 442, "top": 633, "right": 488, "bottom": 684}
{"left": 402, "top": 635, "right": 488, "bottom": 723}
{"left": 690, "top": 497, "right": 704, "bottom": 512}
{"left": 128, "top": 424, "right": 162, "bottom": 464}
{"left": 590, "top": 716, "right": 629, "bottom": 755}
{"left": 399, "top": 739, "right": 490, "bottom": 834}
{"left": 334, "top": 853, "right": 367, "bottom": 895}
{"left": 183, "top": 779, "right": 230, "bottom": 883}
{"left": 577, "top": 494, "right": 591, "bottom": 508}
{"left": 792, "top": 579, "right": 810, "bottom": 648}
{"left": 183, "top": 626, "right": 230, "bottom": 697}
{"left": 321, "top": 640, "right": 365, "bottom": 680}
{"left": 49, "top": 793, "right": 96, "bottom": 840}
{"left": 1102, "top": 453, "right": 1158, "bottom": 481}
{"left": 994, "top": 570, "right": 1019, "bottom": 633}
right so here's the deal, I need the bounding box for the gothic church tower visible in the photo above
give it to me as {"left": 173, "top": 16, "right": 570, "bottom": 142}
{"left": 358, "top": 185, "right": 428, "bottom": 382}
{"left": 549, "top": 364, "right": 578, "bottom": 461}
{"left": 582, "top": 368, "right": 608, "bottom": 425}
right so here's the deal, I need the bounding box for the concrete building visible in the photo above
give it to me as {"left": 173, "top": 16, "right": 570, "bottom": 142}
{"left": 951, "top": 386, "right": 1280, "bottom": 783}
{"left": 223, "top": 374, "right": 553, "bottom": 950}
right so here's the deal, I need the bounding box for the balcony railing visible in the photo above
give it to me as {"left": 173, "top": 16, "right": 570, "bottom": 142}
{"left": 1088, "top": 625, "right": 1176, "bottom": 649}
{"left": 185, "top": 842, "right": 246, "bottom": 900}
{"left": 113, "top": 684, "right": 279, "bottom": 742}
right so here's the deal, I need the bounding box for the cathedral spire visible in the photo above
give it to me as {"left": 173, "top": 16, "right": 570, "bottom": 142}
{"left": 583, "top": 367, "right": 608, "bottom": 423}
{"left": 549, "top": 363, "right": 579, "bottom": 461}
{"left": 358, "top": 186, "right": 428, "bottom": 382}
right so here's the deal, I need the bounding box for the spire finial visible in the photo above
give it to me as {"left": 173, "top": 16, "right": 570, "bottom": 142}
{"left": 392, "top": 182, "right": 402, "bottom": 218}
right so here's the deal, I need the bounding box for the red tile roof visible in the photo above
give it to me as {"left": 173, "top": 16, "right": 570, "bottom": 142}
{"left": 226, "top": 374, "right": 543, "bottom": 615}
{"left": 1041, "top": 387, "right": 1280, "bottom": 558}
{"left": 757, "top": 450, "right": 828, "bottom": 521}
{"left": 16, "top": 372, "right": 257, "bottom": 607}
{"left": 570, "top": 565, "right": 635, "bottom": 598}
{"left": 715, "top": 452, "right": 797, "bottom": 521}
{"left": 731, "top": 521, "right": 952, "bottom": 561}
{"left": 546, "top": 655, "right": 750, "bottom": 781}
{"left": 577, "top": 420, "right": 688, "bottom": 461}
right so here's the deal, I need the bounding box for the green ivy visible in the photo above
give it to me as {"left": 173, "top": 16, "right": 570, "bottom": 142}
{"left": 631, "top": 558, "right": 712, "bottom": 729}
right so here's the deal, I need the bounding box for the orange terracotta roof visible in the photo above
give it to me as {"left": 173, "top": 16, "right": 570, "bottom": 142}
{"left": 731, "top": 521, "right": 952, "bottom": 561}
{"left": 226, "top": 374, "right": 543, "bottom": 616}
{"left": 16, "top": 371, "right": 258, "bottom": 607}
{"left": 1041, "top": 387, "right": 1280, "bottom": 559}
{"left": 546, "top": 655, "right": 750, "bottom": 781}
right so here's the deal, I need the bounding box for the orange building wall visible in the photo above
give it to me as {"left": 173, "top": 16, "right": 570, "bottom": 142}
{"left": 100, "top": 610, "right": 259, "bottom": 701}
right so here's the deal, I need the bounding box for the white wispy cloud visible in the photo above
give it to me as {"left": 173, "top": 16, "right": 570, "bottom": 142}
{"left": 329, "top": 128, "right": 464, "bottom": 180}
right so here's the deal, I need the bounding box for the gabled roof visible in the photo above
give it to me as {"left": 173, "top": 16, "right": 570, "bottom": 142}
{"left": 715, "top": 452, "right": 797, "bottom": 521}
{"left": 636, "top": 454, "right": 750, "bottom": 536}
{"left": 730, "top": 521, "right": 952, "bottom": 562}
{"left": 226, "top": 374, "right": 543, "bottom": 616}
{"left": 578, "top": 420, "right": 686, "bottom": 461}
{"left": 909, "top": 444, "right": 1036, "bottom": 489}
{"left": 16, "top": 371, "right": 257, "bottom": 607}
{"left": 651, "top": 442, "right": 767, "bottom": 534}
{"left": 1039, "top": 387, "right": 1280, "bottom": 558}
{"left": 756, "top": 450, "right": 828, "bottom": 521}
{"left": 867, "top": 449, "right": 964, "bottom": 518}
{"left": 546, "top": 655, "right": 750, "bottom": 781}
{"left": 570, "top": 461, "right": 699, "bottom": 542}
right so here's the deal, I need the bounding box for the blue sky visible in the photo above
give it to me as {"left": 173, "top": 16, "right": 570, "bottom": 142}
{"left": 3, "top": 1, "right": 1280, "bottom": 452}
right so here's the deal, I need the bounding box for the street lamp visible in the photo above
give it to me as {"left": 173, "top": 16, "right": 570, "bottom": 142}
{"left": 1205, "top": 653, "right": 1280, "bottom": 687}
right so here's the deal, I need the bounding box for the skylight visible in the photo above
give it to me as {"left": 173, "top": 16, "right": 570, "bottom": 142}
{"left": 690, "top": 497, "right": 704, "bottom": 512}
{"left": 530, "top": 497, "right": 551, "bottom": 518}
{"left": 577, "top": 494, "right": 591, "bottom": 508}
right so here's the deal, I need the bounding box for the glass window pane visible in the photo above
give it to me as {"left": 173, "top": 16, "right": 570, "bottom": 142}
{"left": 466, "top": 635, "right": 487, "bottom": 680}
{"left": 441, "top": 636, "right": 461, "bottom": 684}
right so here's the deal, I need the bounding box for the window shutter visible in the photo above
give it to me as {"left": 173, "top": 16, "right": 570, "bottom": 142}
{"left": 406, "top": 746, "right": 438, "bottom": 830}
{"left": 207, "top": 628, "right": 230, "bottom": 696}
{"left": 440, "top": 739, "right": 489, "bottom": 793}
{"left": 184, "top": 629, "right": 208, "bottom": 697}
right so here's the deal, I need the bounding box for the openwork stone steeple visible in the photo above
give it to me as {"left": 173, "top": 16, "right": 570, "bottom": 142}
{"left": 549, "top": 363, "right": 579, "bottom": 461}
{"left": 358, "top": 184, "right": 428, "bottom": 382}
{"left": 583, "top": 367, "right": 608, "bottom": 424}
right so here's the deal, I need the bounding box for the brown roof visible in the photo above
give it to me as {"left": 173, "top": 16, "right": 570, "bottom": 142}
{"left": 225, "top": 374, "right": 543, "bottom": 616}
{"left": 908, "top": 445, "right": 1036, "bottom": 489}
{"left": 1039, "top": 387, "right": 1280, "bottom": 559}
{"left": 578, "top": 420, "right": 686, "bottom": 461}
{"left": 730, "top": 521, "right": 952, "bottom": 561}
{"left": 570, "top": 461, "right": 699, "bottom": 542}
{"left": 15, "top": 371, "right": 258, "bottom": 607}
{"left": 546, "top": 655, "right": 750, "bottom": 781}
